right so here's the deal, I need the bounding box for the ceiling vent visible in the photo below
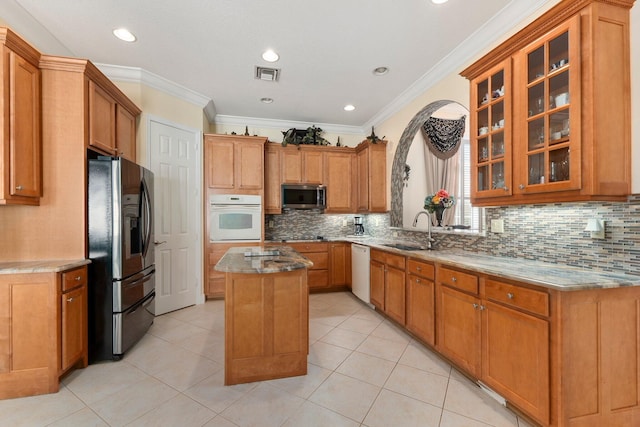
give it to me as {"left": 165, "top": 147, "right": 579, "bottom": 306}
{"left": 255, "top": 66, "right": 280, "bottom": 82}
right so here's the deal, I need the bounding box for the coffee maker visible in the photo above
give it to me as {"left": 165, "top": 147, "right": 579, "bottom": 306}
{"left": 354, "top": 216, "right": 365, "bottom": 235}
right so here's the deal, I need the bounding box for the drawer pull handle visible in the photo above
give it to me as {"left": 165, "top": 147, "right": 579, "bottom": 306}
{"left": 507, "top": 292, "right": 514, "bottom": 299}
{"left": 75, "top": 276, "right": 82, "bottom": 281}
{"left": 451, "top": 277, "right": 457, "bottom": 282}
{"left": 416, "top": 267, "right": 422, "bottom": 271}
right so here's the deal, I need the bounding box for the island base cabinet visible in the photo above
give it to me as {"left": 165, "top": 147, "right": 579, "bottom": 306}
{"left": 557, "top": 287, "right": 640, "bottom": 427}
{"left": 225, "top": 270, "right": 308, "bottom": 385}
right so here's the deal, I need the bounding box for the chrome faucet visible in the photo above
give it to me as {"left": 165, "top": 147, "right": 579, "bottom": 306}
{"left": 412, "top": 211, "right": 435, "bottom": 250}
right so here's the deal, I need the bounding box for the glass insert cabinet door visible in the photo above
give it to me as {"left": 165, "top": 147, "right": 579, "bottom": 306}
{"left": 471, "top": 59, "right": 512, "bottom": 198}
{"left": 517, "top": 16, "right": 580, "bottom": 193}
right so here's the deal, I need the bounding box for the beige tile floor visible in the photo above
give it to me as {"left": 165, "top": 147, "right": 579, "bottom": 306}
{"left": 0, "top": 292, "right": 538, "bottom": 427}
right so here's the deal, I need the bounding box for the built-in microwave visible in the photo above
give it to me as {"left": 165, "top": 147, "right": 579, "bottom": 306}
{"left": 209, "top": 194, "right": 262, "bottom": 241}
{"left": 281, "top": 184, "right": 326, "bottom": 210}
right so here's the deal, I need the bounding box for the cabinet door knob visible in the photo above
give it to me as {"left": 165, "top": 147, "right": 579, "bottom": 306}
{"left": 519, "top": 184, "right": 526, "bottom": 190}
{"left": 416, "top": 267, "right": 422, "bottom": 271}
{"left": 503, "top": 186, "right": 509, "bottom": 192}
{"left": 66, "top": 297, "right": 74, "bottom": 302}
{"left": 473, "top": 303, "right": 479, "bottom": 309}
{"left": 15, "top": 185, "right": 23, "bottom": 191}
{"left": 416, "top": 279, "right": 421, "bottom": 284}
{"left": 451, "top": 277, "right": 457, "bottom": 282}
{"left": 75, "top": 276, "right": 82, "bottom": 281}
{"left": 479, "top": 305, "right": 486, "bottom": 311}
{"left": 507, "top": 292, "right": 514, "bottom": 299}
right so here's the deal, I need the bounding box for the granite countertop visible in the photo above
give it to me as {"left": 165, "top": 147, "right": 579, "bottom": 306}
{"left": 215, "top": 246, "right": 313, "bottom": 274}
{"left": 355, "top": 238, "right": 640, "bottom": 291}
{"left": 0, "top": 259, "right": 91, "bottom": 275}
{"left": 267, "top": 236, "right": 640, "bottom": 291}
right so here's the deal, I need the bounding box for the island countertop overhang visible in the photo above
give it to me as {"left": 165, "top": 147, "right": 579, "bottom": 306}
{"left": 214, "top": 245, "right": 313, "bottom": 274}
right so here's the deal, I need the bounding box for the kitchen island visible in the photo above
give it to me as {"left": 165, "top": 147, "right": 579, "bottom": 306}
{"left": 215, "top": 246, "right": 313, "bottom": 385}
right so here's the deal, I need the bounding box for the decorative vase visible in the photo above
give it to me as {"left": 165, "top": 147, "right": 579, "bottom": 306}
{"left": 434, "top": 205, "right": 445, "bottom": 227}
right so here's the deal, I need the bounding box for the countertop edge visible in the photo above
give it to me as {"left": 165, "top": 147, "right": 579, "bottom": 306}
{"left": 0, "top": 259, "right": 91, "bottom": 275}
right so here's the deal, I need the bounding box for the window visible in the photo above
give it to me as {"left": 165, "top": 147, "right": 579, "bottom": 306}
{"left": 454, "top": 138, "right": 484, "bottom": 231}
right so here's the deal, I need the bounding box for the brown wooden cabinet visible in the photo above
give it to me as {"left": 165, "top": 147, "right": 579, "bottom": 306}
{"left": 225, "top": 269, "right": 308, "bottom": 385}
{"left": 324, "top": 151, "right": 354, "bottom": 213}
{"left": 0, "top": 265, "right": 88, "bottom": 399}
{"left": 280, "top": 147, "right": 324, "bottom": 184}
{"left": 436, "top": 266, "right": 550, "bottom": 425}
{"left": 406, "top": 258, "right": 435, "bottom": 346}
{"left": 264, "top": 144, "right": 281, "bottom": 214}
{"left": 369, "top": 249, "right": 406, "bottom": 325}
{"left": 288, "top": 242, "right": 329, "bottom": 291}
{"left": 355, "top": 140, "right": 387, "bottom": 212}
{"left": 462, "top": 0, "right": 633, "bottom": 206}
{"left": 204, "top": 134, "right": 267, "bottom": 192}
{"left": 116, "top": 105, "right": 136, "bottom": 160}
{"left": 205, "top": 242, "right": 246, "bottom": 298}
{"left": 329, "top": 242, "right": 351, "bottom": 289}
{"left": 60, "top": 267, "right": 88, "bottom": 372}
{"left": 0, "top": 28, "right": 42, "bottom": 206}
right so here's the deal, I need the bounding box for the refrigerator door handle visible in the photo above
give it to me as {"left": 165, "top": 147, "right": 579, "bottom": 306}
{"left": 140, "top": 178, "right": 153, "bottom": 258}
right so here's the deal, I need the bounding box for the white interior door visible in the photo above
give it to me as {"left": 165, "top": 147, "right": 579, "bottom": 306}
{"left": 149, "top": 117, "right": 202, "bottom": 315}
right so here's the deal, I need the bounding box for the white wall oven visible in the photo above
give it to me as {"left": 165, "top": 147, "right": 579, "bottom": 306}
{"left": 209, "top": 194, "right": 262, "bottom": 242}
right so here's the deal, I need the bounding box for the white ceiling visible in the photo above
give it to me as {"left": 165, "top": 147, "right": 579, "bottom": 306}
{"left": 4, "top": 0, "right": 558, "bottom": 131}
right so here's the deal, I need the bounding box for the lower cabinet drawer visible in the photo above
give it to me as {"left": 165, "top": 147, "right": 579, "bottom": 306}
{"left": 485, "top": 279, "right": 549, "bottom": 317}
{"left": 62, "top": 267, "right": 87, "bottom": 292}
{"left": 437, "top": 266, "right": 479, "bottom": 295}
{"left": 305, "top": 252, "right": 329, "bottom": 270}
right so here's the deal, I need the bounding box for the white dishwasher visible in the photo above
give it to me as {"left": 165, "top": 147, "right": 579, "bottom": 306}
{"left": 351, "top": 244, "right": 371, "bottom": 304}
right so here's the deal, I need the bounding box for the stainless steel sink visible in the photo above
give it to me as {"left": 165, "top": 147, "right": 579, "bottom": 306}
{"left": 382, "top": 243, "right": 426, "bottom": 251}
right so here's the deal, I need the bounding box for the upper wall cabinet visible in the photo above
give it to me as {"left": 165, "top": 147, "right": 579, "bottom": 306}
{"left": 204, "top": 134, "right": 267, "bottom": 193}
{"left": 39, "top": 55, "right": 141, "bottom": 162}
{"left": 462, "top": 0, "right": 634, "bottom": 206}
{"left": 0, "top": 28, "right": 42, "bottom": 206}
{"left": 355, "top": 140, "right": 387, "bottom": 213}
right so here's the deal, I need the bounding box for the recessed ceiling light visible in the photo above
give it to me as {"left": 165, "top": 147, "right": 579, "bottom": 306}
{"left": 262, "top": 49, "right": 279, "bottom": 62}
{"left": 113, "top": 28, "right": 136, "bottom": 42}
{"left": 431, "top": 0, "right": 449, "bottom": 4}
{"left": 260, "top": 97, "right": 274, "bottom": 104}
{"left": 344, "top": 104, "right": 356, "bottom": 111}
{"left": 373, "top": 66, "right": 389, "bottom": 76}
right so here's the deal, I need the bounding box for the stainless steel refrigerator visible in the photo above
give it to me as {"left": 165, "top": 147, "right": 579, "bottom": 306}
{"left": 88, "top": 156, "right": 155, "bottom": 362}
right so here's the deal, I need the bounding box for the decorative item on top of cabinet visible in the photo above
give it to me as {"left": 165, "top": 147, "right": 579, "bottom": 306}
{"left": 461, "top": 0, "right": 633, "bottom": 206}
{"left": 204, "top": 134, "right": 267, "bottom": 193}
{"left": 355, "top": 140, "right": 387, "bottom": 213}
{"left": 0, "top": 28, "right": 42, "bottom": 205}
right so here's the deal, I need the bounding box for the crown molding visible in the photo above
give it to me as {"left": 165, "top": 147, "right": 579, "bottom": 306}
{"left": 214, "top": 114, "right": 365, "bottom": 135}
{"left": 363, "top": 0, "right": 560, "bottom": 130}
{"left": 95, "top": 63, "right": 215, "bottom": 120}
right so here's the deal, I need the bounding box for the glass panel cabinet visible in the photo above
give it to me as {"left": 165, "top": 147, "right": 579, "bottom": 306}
{"left": 515, "top": 17, "right": 581, "bottom": 194}
{"left": 463, "top": 0, "right": 631, "bottom": 207}
{"left": 470, "top": 60, "right": 511, "bottom": 198}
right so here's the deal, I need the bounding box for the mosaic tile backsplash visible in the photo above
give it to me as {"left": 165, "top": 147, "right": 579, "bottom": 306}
{"left": 266, "top": 199, "right": 640, "bottom": 276}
